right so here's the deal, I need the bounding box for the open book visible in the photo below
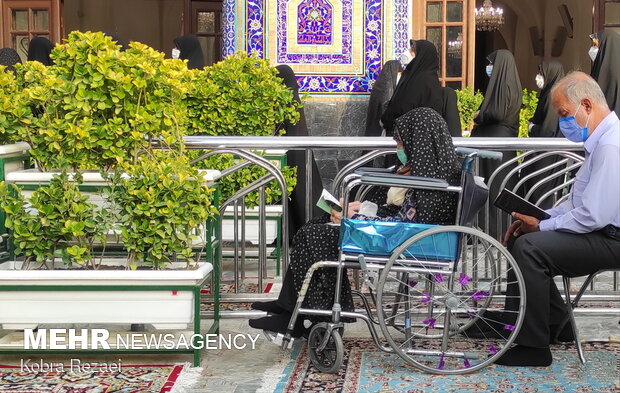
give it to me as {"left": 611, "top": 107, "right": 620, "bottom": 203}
{"left": 316, "top": 189, "right": 342, "bottom": 214}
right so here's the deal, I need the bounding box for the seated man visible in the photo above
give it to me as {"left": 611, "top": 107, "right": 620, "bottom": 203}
{"left": 497, "top": 71, "right": 620, "bottom": 366}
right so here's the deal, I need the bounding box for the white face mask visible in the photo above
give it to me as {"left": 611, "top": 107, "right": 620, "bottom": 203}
{"left": 588, "top": 46, "right": 599, "bottom": 62}
{"left": 400, "top": 49, "right": 414, "bottom": 66}
{"left": 535, "top": 74, "right": 545, "bottom": 89}
{"left": 172, "top": 48, "right": 181, "bottom": 59}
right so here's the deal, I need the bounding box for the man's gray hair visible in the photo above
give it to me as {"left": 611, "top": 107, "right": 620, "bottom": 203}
{"left": 551, "top": 71, "right": 609, "bottom": 108}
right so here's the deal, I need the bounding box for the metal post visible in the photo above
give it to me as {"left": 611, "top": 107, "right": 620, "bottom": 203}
{"left": 233, "top": 199, "right": 239, "bottom": 293}
{"left": 240, "top": 197, "right": 246, "bottom": 281}
{"left": 259, "top": 186, "right": 267, "bottom": 292}
{"left": 306, "top": 149, "right": 313, "bottom": 222}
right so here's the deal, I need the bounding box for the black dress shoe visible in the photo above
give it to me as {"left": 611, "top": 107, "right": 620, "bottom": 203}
{"left": 249, "top": 312, "right": 306, "bottom": 338}
{"left": 251, "top": 300, "right": 286, "bottom": 314}
{"left": 551, "top": 322, "right": 575, "bottom": 343}
{"left": 494, "top": 345, "right": 552, "bottom": 367}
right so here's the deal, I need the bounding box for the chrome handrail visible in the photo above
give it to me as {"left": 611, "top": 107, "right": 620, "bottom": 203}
{"left": 183, "top": 136, "right": 583, "bottom": 151}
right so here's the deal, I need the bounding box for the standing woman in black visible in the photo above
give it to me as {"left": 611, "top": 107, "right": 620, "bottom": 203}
{"left": 471, "top": 49, "right": 522, "bottom": 238}
{"left": 173, "top": 35, "right": 205, "bottom": 70}
{"left": 27, "top": 36, "right": 54, "bottom": 66}
{"left": 365, "top": 59, "right": 402, "bottom": 139}
{"left": 522, "top": 61, "right": 565, "bottom": 208}
{"left": 590, "top": 29, "right": 620, "bottom": 116}
{"left": 381, "top": 40, "right": 459, "bottom": 137}
{"left": 275, "top": 65, "right": 324, "bottom": 240}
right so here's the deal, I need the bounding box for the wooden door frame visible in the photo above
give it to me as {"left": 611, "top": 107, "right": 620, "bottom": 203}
{"left": 183, "top": 0, "right": 223, "bottom": 64}
{"left": 1, "top": 0, "right": 61, "bottom": 46}
{"left": 412, "top": 0, "right": 475, "bottom": 88}
{"left": 594, "top": 0, "right": 620, "bottom": 32}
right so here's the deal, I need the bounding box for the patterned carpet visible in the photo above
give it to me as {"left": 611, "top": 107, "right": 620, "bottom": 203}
{"left": 262, "top": 339, "right": 620, "bottom": 393}
{"left": 0, "top": 363, "right": 198, "bottom": 393}
{"left": 201, "top": 281, "right": 275, "bottom": 311}
{"left": 200, "top": 282, "right": 274, "bottom": 295}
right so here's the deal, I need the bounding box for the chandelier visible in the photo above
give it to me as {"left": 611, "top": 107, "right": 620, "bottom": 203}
{"left": 448, "top": 33, "right": 463, "bottom": 57}
{"left": 475, "top": 0, "right": 504, "bottom": 32}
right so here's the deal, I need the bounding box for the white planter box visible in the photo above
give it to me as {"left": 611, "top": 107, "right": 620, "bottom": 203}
{"left": 5, "top": 169, "right": 221, "bottom": 247}
{"left": 221, "top": 205, "right": 282, "bottom": 245}
{"left": 0, "top": 142, "right": 30, "bottom": 175}
{"left": 0, "top": 260, "right": 212, "bottom": 330}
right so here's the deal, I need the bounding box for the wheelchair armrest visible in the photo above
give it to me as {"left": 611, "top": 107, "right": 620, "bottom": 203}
{"left": 359, "top": 173, "right": 450, "bottom": 190}
{"left": 456, "top": 147, "right": 503, "bottom": 160}
{"left": 354, "top": 167, "right": 397, "bottom": 175}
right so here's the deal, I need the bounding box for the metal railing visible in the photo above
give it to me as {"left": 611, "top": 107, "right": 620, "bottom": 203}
{"left": 191, "top": 149, "right": 289, "bottom": 295}
{"left": 188, "top": 137, "right": 617, "bottom": 319}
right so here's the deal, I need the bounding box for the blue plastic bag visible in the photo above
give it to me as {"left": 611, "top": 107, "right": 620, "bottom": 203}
{"left": 339, "top": 218, "right": 459, "bottom": 260}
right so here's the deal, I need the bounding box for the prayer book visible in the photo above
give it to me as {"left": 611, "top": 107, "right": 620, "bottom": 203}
{"left": 493, "top": 189, "right": 551, "bottom": 221}
{"left": 317, "top": 189, "right": 342, "bottom": 214}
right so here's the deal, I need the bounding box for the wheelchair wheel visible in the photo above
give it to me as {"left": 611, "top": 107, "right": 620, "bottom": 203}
{"left": 308, "top": 322, "right": 344, "bottom": 374}
{"left": 376, "top": 225, "right": 526, "bottom": 374}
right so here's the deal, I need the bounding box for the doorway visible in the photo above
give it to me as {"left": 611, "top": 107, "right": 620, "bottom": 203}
{"left": 185, "top": 0, "right": 223, "bottom": 66}
{"left": 63, "top": 0, "right": 183, "bottom": 55}
{"left": 473, "top": 30, "right": 507, "bottom": 92}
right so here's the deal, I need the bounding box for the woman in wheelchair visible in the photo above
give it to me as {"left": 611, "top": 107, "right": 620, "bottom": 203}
{"left": 249, "top": 107, "right": 462, "bottom": 338}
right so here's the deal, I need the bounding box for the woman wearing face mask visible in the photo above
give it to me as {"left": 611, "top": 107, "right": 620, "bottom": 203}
{"left": 172, "top": 35, "right": 205, "bottom": 70}
{"left": 363, "top": 40, "right": 459, "bottom": 206}
{"left": 590, "top": 29, "right": 620, "bottom": 116}
{"left": 248, "top": 108, "right": 461, "bottom": 339}
{"left": 521, "top": 61, "right": 565, "bottom": 209}
{"left": 471, "top": 49, "right": 522, "bottom": 238}
{"left": 381, "top": 40, "right": 460, "bottom": 138}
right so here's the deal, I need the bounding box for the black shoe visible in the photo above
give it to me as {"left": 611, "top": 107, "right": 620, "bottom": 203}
{"left": 249, "top": 312, "right": 306, "bottom": 338}
{"left": 251, "top": 300, "right": 286, "bottom": 314}
{"left": 551, "top": 321, "right": 575, "bottom": 344}
{"left": 494, "top": 345, "right": 552, "bottom": 367}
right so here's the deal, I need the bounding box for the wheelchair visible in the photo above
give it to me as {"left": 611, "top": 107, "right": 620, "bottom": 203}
{"left": 279, "top": 148, "right": 527, "bottom": 374}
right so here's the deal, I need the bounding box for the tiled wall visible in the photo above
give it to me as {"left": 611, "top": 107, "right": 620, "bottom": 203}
{"left": 223, "top": 0, "right": 409, "bottom": 186}
{"left": 224, "top": 0, "right": 411, "bottom": 94}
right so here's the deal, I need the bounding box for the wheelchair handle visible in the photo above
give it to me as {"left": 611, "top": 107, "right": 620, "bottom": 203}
{"left": 456, "top": 147, "right": 503, "bottom": 161}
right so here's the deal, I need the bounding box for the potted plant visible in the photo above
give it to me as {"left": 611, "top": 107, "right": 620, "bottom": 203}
{"left": 519, "top": 88, "right": 539, "bottom": 138}
{"left": 0, "top": 32, "right": 219, "bottom": 357}
{"left": 0, "top": 31, "right": 188, "bottom": 170}
{"left": 184, "top": 53, "right": 299, "bottom": 245}
{"left": 0, "top": 157, "right": 217, "bottom": 330}
{"left": 455, "top": 86, "right": 484, "bottom": 136}
{"left": 0, "top": 65, "right": 33, "bottom": 248}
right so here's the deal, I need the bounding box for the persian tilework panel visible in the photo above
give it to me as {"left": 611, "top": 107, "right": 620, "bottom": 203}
{"left": 241, "top": 0, "right": 410, "bottom": 94}
{"left": 279, "top": 0, "right": 351, "bottom": 62}
{"left": 297, "top": 0, "right": 334, "bottom": 45}
{"left": 247, "top": 0, "right": 265, "bottom": 57}
{"left": 393, "top": 0, "right": 409, "bottom": 59}
{"left": 223, "top": 0, "right": 237, "bottom": 57}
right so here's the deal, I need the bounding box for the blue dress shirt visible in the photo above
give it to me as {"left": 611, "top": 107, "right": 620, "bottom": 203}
{"left": 539, "top": 111, "right": 620, "bottom": 233}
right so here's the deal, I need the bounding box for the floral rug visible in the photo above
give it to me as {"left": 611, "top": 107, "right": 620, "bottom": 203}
{"left": 201, "top": 281, "right": 275, "bottom": 311}
{"left": 200, "top": 282, "right": 273, "bottom": 295}
{"left": 260, "top": 339, "right": 620, "bottom": 393}
{"left": 0, "top": 363, "right": 200, "bottom": 393}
